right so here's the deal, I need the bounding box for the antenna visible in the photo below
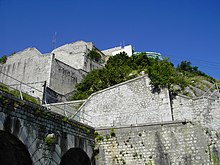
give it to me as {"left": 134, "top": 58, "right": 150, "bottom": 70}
{"left": 123, "top": 40, "right": 125, "bottom": 48}
{"left": 52, "top": 32, "right": 57, "bottom": 50}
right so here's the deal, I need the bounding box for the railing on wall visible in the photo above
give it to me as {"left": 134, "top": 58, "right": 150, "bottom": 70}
{"left": 0, "top": 70, "right": 43, "bottom": 104}
{"left": 44, "top": 101, "right": 92, "bottom": 124}
{"left": 0, "top": 70, "right": 91, "bottom": 124}
{"left": 199, "top": 83, "right": 220, "bottom": 100}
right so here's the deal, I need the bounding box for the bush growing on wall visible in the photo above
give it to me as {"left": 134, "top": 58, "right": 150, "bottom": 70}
{"left": 0, "top": 56, "right": 7, "bottom": 63}
{"left": 87, "top": 50, "right": 102, "bottom": 62}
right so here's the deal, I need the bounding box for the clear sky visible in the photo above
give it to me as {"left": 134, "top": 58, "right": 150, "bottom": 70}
{"left": 0, "top": 0, "right": 220, "bottom": 79}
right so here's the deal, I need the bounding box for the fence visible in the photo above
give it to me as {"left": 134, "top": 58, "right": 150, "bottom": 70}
{"left": 45, "top": 101, "right": 92, "bottom": 124}
{"left": 199, "top": 83, "right": 220, "bottom": 100}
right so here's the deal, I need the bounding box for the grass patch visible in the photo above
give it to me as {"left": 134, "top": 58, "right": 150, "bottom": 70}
{"left": 0, "top": 83, "right": 39, "bottom": 104}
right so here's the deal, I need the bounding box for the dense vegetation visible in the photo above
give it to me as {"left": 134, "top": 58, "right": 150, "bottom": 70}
{"left": 72, "top": 52, "right": 216, "bottom": 100}
{"left": 87, "top": 50, "right": 102, "bottom": 62}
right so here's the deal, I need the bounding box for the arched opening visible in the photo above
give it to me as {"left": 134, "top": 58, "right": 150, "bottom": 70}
{"left": 60, "top": 147, "right": 91, "bottom": 165}
{"left": 0, "top": 130, "right": 32, "bottom": 164}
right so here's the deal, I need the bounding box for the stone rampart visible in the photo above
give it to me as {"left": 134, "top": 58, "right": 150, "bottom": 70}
{"left": 52, "top": 41, "right": 103, "bottom": 72}
{"left": 79, "top": 75, "right": 220, "bottom": 133}
{"left": 0, "top": 90, "right": 95, "bottom": 164}
{"left": 49, "top": 58, "right": 87, "bottom": 95}
{"left": 95, "top": 122, "right": 220, "bottom": 165}
{"left": 172, "top": 95, "right": 220, "bottom": 131}
{"left": 80, "top": 76, "right": 172, "bottom": 127}
{"left": 0, "top": 48, "right": 52, "bottom": 99}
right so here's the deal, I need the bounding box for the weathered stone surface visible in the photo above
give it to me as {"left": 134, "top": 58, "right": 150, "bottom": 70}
{"left": 172, "top": 95, "right": 220, "bottom": 131}
{"left": 0, "top": 90, "right": 95, "bottom": 164}
{"left": 0, "top": 48, "right": 51, "bottom": 99}
{"left": 52, "top": 40, "right": 104, "bottom": 72}
{"left": 0, "top": 40, "right": 104, "bottom": 102}
{"left": 76, "top": 74, "right": 220, "bottom": 164}
{"left": 81, "top": 76, "right": 172, "bottom": 127}
{"left": 49, "top": 58, "right": 87, "bottom": 95}
{"left": 95, "top": 122, "right": 218, "bottom": 165}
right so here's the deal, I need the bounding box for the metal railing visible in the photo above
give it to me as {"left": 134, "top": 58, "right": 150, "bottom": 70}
{"left": 45, "top": 101, "right": 92, "bottom": 124}
{"left": 200, "top": 83, "right": 220, "bottom": 100}
{"left": 0, "top": 71, "right": 43, "bottom": 104}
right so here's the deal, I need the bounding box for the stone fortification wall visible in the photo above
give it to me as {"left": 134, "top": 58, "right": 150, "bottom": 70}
{"left": 49, "top": 58, "right": 87, "bottom": 95}
{"left": 52, "top": 41, "right": 103, "bottom": 72}
{"left": 0, "top": 40, "right": 104, "bottom": 103}
{"left": 52, "top": 44, "right": 86, "bottom": 70}
{"left": 172, "top": 95, "right": 220, "bottom": 131}
{"left": 83, "top": 56, "right": 104, "bottom": 72}
{"left": 95, "top": 122, "right": 220, "bottom": 165}
{"left": 81, "top": 76, "right": 172, "bottom": 128}
{"left": 0, "top": 48, "right": 52, "bottom": 99}
{"left": 79, "top": 74, "right": 220, "bottom": 131}
{"left": 0, "top": 90, "right": 95, "bottom": 164}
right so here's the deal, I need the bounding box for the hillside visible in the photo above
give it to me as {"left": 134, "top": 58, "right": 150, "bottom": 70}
{"left": 71, "top": 52, "right": 219, "bottom": 100}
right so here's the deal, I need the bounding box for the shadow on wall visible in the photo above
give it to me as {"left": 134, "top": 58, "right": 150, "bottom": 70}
{"left": 0, "top": 130, "right": 32, "bottom": 165}
{"left": 60, "top": 147, "right": 91, "bottom": 165}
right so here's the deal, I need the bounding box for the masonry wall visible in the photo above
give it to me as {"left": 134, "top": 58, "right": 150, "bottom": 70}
{"left": 49, "top": 58, "right": 87, "bottom": 95}
{"left": 83, "top": 56, "right": 104, "bottom": 72}
{"left": 52, "top": 41, "right": 103, "bottom": 72}
{"left": 0, "top": 48, "right": 52, "bottom": 99}
{"left": 172, "top": 95, "right": 220, "bottom": 132}
{"left": 81, "top": 76, "right": 172, "bottom": 127}
{"left": 0, "top": 90, "right": 95, "bottom": 164}
{"left": 95, "top": 122, "right": 220, "bottom": 165}
{"left": 52, "top": 41, "right": 90, "bottom": 71}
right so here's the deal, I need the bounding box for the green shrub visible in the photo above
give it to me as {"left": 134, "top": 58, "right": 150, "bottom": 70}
{"left": 0, "top": 83, "right": 10, "bottom": 92}
{"left": 44, "top": 135, "right": 55, "bottom": 145}
{"left": 110, "top": 128, "right": 116, "bottom": 137}
{"left": 0, "top": 83, "right": 39, "bottom": 104}
{"left": 87, "top": 50, "right": 101, "bottom": 62}
{"left": 94, "top": 131, "right": 103, "bottom": 141}
{"left": 0, "top": 56, "right": 7, "bottom": 63}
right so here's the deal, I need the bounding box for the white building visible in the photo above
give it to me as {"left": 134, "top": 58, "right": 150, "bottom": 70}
{"left": 102, "top": 45, "right": 133, "bottom": 57}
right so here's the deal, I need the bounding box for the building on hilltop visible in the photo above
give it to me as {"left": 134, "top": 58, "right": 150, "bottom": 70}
{"left": 0, "top": 41, "right": 105, "bottom": 103}
{"left": 133, "top": 51, "right": 163, "bottom": 60}
{"left": 102, "top": 44, "right": 163, "bottom": 60}
{"left": 102, "top": 45, "right": 133, "bottom": 57}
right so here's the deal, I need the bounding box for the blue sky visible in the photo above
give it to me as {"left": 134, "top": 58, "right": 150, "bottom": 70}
{"left": 1, "top": 0, "right": 220, "bottom": 79}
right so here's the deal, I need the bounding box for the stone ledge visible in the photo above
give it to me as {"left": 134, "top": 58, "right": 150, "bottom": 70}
{"left": 95, "top": 120, "right": 190, "bottom": 131}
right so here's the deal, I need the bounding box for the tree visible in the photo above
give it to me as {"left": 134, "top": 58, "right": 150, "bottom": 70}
{"left": 176, "top": 60, "right": 214, "bottom": 81}
{"left": 148, "top": 58, "right": 175, "bottom": 88}
{"left": 177, "top": 60, "right": 193, "bottom": 72}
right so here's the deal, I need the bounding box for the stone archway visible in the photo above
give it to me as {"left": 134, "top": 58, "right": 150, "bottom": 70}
{"left": 0, "top": 130, "right": 32, "bottom": 165}
{"left": 60, "top": 147, "right": 91, "bottom": 165}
